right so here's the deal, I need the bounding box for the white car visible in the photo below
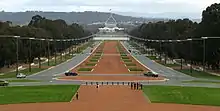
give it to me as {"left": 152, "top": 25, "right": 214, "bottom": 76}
{"left": 16, "top": 73, "right": 27, "bottom": 78}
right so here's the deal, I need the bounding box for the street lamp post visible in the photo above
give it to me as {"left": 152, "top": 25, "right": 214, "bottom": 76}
{"left": 47, "top": 39, "right": 50, "bottom": 66}
{"left": 201, "top": 37, "right": 208, "bottom": 71}
{"left": 54, "top": 40, "right": 57, "bottom": 65}
{"left": 187, "top": 38, "right": 193, "bottom": 73}
{"left": 14, "top": 36, "right": 20, "bottom": 76}
{"left": 39, "top": 39, "right": 45, "bottom": 68}
{"left": 29, "top": 38, "right": 35, "bottom": 72}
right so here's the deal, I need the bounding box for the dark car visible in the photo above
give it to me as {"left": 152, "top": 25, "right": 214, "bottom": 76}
{"left": 0, "top": 80, "right": 9, "bottom": 86}
{"left": 65, "top": 72, "right": 78, "bottom": 76}
{"left": 144, "top": 72, "right": 159, "bottom": 77}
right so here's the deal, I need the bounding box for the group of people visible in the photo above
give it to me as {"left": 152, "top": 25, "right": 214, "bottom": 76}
{"left": 130, "top": 82, "right": 143, "bottom": 90}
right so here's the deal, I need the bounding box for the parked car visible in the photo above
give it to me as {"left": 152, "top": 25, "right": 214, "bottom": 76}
{"left": 0, "top": 80, "right": 9, "bottom": 86}
{"left": 16, "top": 73, "right": 27, "bottom": 78}
{"left": 144, "top": 72, "right": 159, "bottom": 77}
{"left": 65, "top": 71, "right": 78, "bottom": 76}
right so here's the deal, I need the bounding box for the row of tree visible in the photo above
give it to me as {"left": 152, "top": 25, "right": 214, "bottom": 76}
{"left": 0, "top": 15, "right": 91, "bottom": 68}
{"left": 129, "top": 3, "right": 220, "bottom": 70}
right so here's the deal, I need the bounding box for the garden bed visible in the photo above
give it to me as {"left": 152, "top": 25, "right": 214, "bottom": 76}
{"left": 89, "top": 59, "right": 99, "bottom": 63}
{"left": 85, "top": 63, "right": 97, "bottom": 67}
{"left": 128, "top": 68, "right": 144, "bottom": 72}
{"left": 123, "top": 59, "right": 132, "bottom": 63}
{"left": 78, "top": 68, "right": 93, "bottom": 72}
{"left": 125, "top": 63, "right": 137, "bottom": 67}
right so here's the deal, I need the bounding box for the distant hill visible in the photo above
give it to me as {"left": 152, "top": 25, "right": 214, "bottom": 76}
{"left": 0, "top": 11, "right": 168, "bottom": 25}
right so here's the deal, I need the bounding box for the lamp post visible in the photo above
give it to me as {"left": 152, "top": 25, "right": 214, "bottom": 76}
{"left": 201, "top": 37, "right": 208, "bottom": 71}
{"left": 29, "top": 38, "right": 35, "bottom": 72}
{"left": 14, "top": 36, "right": 20, "bottom": 76}
{"left": 39, "top": 39, "right": 45, "bottom": 68}
{"left": 47, "top": 39, "right": 51, "bottom": 66}
{"left": 187, "top": 38, "right": 193, "bottom": 73}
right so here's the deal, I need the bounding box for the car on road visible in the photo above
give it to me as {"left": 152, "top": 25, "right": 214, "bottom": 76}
{"left": 65, "top": 71, "right": 78, "bottom": 76}
{"left": 144, "top": 71, "right": 159, "bottom": 77}
{"left": 16, "top": 73, "right": 27, "bottom": 78}
{"left": 0, "top": 80, "right": 9, "bottom": 86}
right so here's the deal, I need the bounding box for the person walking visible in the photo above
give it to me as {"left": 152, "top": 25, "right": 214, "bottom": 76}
{"left": 96, "top": 84, "right": 99, "bottom": 92}
{"left": 140, "top": 84, "right": 143, "bottom": 90}
{"left": 131, "top": 82, "right": 133, "bottom": 89}
{"left": 134, "top": 83, "right": 136, "bottom": 90}
{"left": 136, "top": 83, "right": 139, "bottom": 90}
{"left": 76, "top": 92, "right": 79, "bottom": 100}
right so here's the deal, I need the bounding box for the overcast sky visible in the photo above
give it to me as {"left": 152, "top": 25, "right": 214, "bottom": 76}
{"left": 0, "top": 0, "right": 219, "bottom": 18}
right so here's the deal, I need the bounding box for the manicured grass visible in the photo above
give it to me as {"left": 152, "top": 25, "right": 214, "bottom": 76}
{"left": 176, "top": 69, "right": 220, "bottom": 80}
{"left": 143, "top": 85, "right": 220, "bottom": 106}
{"left": 128, "top": 68, "right": 143, "bottom": 71}
{"left": 125, "top": 63, "right": 137, "bottom": 67}
{"left": 182, "top": 80, "right": 220, "bottom": 84}
{"left": 78, "top": 68, "right": 93, "bottom": 72}
{"left": 96, "top": 52, "right": 103, "bottom": 54}
{"left": 121, "top": 57, "right": 130, "bottom": 60}
{"left": 89, "top": 59, "right": 99, "bottom": 62}
{"left": 0, "top": 85, "right": 79, "bottom": 104}
{"left": 147, "top": 56, "right": 158, "bottom": 60}
{"left": 0, "top": 68, "right": 46, "bottom": 79}
{"left": 85, "top": 63, "right": 97, "bottom": 66}
{"left": 7, "top": 79, "right": 41, "bottom": 82}
{"left": 123, "top": 59, "right": 132, "bottom": 63}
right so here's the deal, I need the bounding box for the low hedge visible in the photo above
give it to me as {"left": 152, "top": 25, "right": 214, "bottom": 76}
{"left": 90, "top": 59, "right": 99, "bottom": 62}
{"left": 129, "top": 68, "right": 144, "bottom": 72}
{"left": 85, "top": 63, "right": 97, "bottom": 66}
{"left": 125, "top": 63, "right": 137, "bottom": 66}
{"left": 78, "top": 68, "right": 93, "bottom": 72}
{"left": 91, "top": 57, "right": 100, "bottom": 60}
{"left": 121, "top": 57, "right": 130, "bottom": 60}
{"left": 121, "top": 54, "right": 127, "bottom": 57}
{"left": 123, "top": 59, "right": 132, "bottom": 62}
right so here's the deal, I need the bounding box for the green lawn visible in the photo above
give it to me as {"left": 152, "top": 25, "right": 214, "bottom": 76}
{"left": 143, "top": 85, "right": 220, "bottom": 106}
{"left": 176, "top": 69, "right": 220, "bottom": 80}
{"left": 182, "top": 80, "right": 220, "bottom": 84}
{"left": 78, "top": 68, "right": 93, "bottom": 72}
{"left": 42, "top": 54, "right": 74, "bottom": 66}
{"left": 0, "top": 85, "right": 79, "bottom": 104}
{"left": 0, "top": 68, "right": 46, "bottom": 79}
{"left": 7, "top": 79, "right": 41, "bottom": 82}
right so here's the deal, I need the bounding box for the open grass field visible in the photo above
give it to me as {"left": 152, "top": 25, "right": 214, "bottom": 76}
{"left": 0, "top": 68, "right": 46, "bottom": 79}
{"left": 182, "top": 80, "right": 220, "bottom": 84}
{"left": 0, "top": 85, "right": 79, "bottom": 104}
{"left": 143, "top": 85, "right": 220, "bottom": 106}
{"left": 176, "top": 69, "right": 220, "bottom": 80}
{"left": 7, "top": 79, "right": 41, "bottom": 82}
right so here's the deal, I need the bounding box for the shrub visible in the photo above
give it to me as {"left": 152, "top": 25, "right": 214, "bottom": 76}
{"left": 121, "top": 57, "right": 130, "bottom": 60}
{"left": 85, "top": 63, "right": 97, "bottom": 66}
{"left": 90, "top": 59, "right": 99, "bottom": 62}
{"left": 129, "top": 68, "right": 143, "bottom": 72}
{"left": 125, "top": 63, "right": 137, "bottom": 66}
{"left": 78, "top": 68, "right": 93, "bottom": 72}
{"left": 123, "top": 59, "right": 132, "bottom": 62}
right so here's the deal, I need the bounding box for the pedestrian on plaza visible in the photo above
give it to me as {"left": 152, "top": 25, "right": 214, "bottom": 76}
{"left": 131, "top": 82, "right": 133, "bottom": 89}
{"left": 140, "top": 84, "right": 143, "bottom": 90}
{"left": 136, "top": 83, "right": 139, "bottom": 90}
{"left": 96, "top": 84, "right": 99, "bottom": 92}
{"left": 76, "top": 92, "right": 79, "bottom": 100}
{"left": 134, "top": 83, "right": 136, "bottom": 90}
